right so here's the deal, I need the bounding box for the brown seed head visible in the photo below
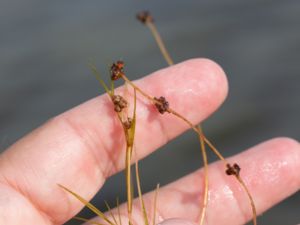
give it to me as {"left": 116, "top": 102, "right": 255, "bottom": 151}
{"left": 154, "top": 96, "right": 169, "bottom": 114}
{"left": 136, "top": 11, "right": 154, "bottom": 24}
{"left": 115, "top": 60, "right": 124, "bottom": 70}
{"left": 111, "top": 60, "right": 125, "bottom": 80}
{"left": 226, "top": 163, "right": 241, "bottom": 176}
{"left": 123, "top": 117, "right": 133, "bottom": 129}
{"left": 112, "top": 95, "right": 128, "bottom": 112}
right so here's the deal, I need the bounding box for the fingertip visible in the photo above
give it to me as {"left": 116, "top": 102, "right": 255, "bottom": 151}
{"left": 270, "top": 136, "right": 300, "bottom": 151}
{"left": 268, "top": 137, "right": 300, "bottom": 187}
{"left": 225, "top": 137, "right": 300, "bottom": 219}
{"left": 183, "top": 58, "right": 228, "bottom": 104}
{"left": 175, "top": 58, "right": 229, "bottom": 121}
{"left": 252, "top": 137, "right": 300, "bottom": 174}
{"left": 186, "top": 58, "right": 229, "bottom": 101}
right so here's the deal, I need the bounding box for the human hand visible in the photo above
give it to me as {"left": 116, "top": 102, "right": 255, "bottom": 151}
{"left": 0, "top": 59, "right": 299, "bottom": 225}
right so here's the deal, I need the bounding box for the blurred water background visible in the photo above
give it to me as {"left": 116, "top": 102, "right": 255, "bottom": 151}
{"left": 0, "top": 1, "right": 299, "bottom": 224}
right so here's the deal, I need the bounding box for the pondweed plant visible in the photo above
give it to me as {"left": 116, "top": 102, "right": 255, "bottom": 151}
{"left": 60, "top": 11, "right": 257, "bottom": 225}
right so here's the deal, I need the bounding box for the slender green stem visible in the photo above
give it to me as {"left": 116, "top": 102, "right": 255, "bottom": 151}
{"left": 73, "top": 216, "right": 105, "bottom": 225}
{"left": 236, "top": 176, "right": 257, "bottom": 225}
{"left": 152, "top": 184, "right": 160, "bottom": 225}
{"left": 104, "top": 201, "right": 119, "bottom": 225}
{"left": 198, "top": 127, "right": 208, "bottom": 225}
{"left": 125, "top": 145, "right": 133, "bottom": 221}
{"left": 146, "top": 22, "right": 174, "bottom": 66}
{"left": 135, "top": 159, "right": 149, "bottom": 225}
{"left": 117, "top": 198, "right": 122, "bottom": 225}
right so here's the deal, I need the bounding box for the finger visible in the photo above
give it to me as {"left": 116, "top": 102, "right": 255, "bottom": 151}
{"left": 92, "top": 138, "right": 300, "bottom": 225}
{"left": 0, "top": 58, "right": 228, "bottom": 224}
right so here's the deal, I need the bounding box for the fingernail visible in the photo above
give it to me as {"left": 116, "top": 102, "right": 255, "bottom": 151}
{"left": 157, "top": 218, "right": 198, "bottom": 225}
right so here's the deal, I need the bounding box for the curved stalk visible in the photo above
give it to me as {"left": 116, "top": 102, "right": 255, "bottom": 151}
{"left": 198, "top": 126, "right": 209, "bottom": 225}
{"left": 236, "top": 176, "right": 257, "bottom": 225}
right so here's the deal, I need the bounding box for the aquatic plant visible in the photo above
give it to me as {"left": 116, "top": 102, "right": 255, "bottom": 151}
{"left": 60, "top": 11, "right": 257, "bottom": 225}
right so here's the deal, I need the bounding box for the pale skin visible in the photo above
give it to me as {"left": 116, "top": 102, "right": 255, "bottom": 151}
{"left": 0, "top": 59, "right": 299, "bottom": 225}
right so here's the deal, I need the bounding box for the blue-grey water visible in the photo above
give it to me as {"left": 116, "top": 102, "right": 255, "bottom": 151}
{"left": 0, "top": 1, "right": 299, "bottom": 224}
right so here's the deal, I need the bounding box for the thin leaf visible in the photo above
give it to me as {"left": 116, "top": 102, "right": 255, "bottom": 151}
{"left": 104, "top": 201, "right": 119, "bottom": 225}
{"left": 89, "top": 63, "right": 111, "bottom": 95}
{"left": 116, "top": 198, "right": 122, "bottom": 225}
{"left": 58, "top": 184, "right": 114, "bottom": 225}
{"left": 128, "top": 89, "right": 137, "bottom": 149}
{"left": 135, "top": 159, "right": 149, "bottom": 225}
{"left": 110, "top": 78, "right": 115, "bottom": 96}
{"left": 73, "top": 216, "right": 105, "bottom": 225}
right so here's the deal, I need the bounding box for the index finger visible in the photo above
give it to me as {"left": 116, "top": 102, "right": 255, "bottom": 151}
{"left": 0, "top": 58, "right": 228, "bottom": 224}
